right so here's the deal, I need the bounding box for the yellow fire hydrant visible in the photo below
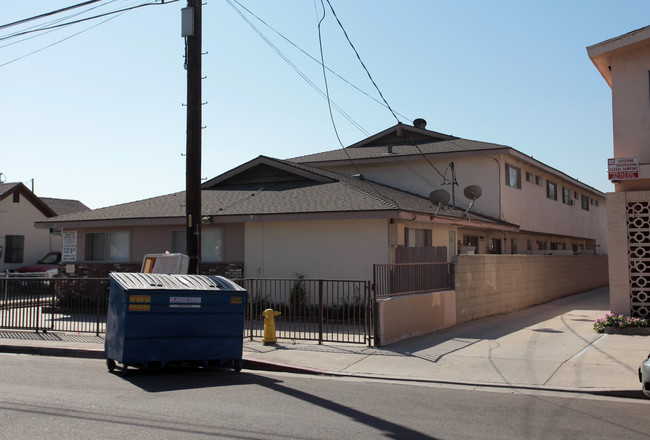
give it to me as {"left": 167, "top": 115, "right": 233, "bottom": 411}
{"left": 262, "top": 308, "right": 281, "bottom": 345}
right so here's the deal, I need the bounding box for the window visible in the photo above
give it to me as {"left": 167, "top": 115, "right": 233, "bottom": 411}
{"left": 511, "top": 238, "right": 517, "bottom": 254}
{"left": 574, "top": 191, "right": 578, "bottom": 199}
{"left": 4, "top": 235, "right": 24, "bottom": 263}
{"left": 581, "top": 195, "right": 589, "bottom": 211}
{"left": 546, "top": 181, "right": 557, "bottom": 200}
{"left": 171, "top": 229, "right": 224, "bottom": 261}
{"left": 405, "top": 228, "right": 431, "bottom": 247}
{"left": 85, "top": 231, "right": 129, "bottom": 262}
{"left": 171, "top": 230, "right": 185, "bottom": 253}
{"left": 505, "top": 163, "right": 521, "bottom": 189}
{"left": 12, "top": 192, "right": 19, "bottom": 203}
{"left": 562, "top": 187, "right": 571, "bottom": 205}
{"left": 462, "top": 235, "right": 479, "bottom": 254}
{"left": 527, "top": 239, "right": 532, "bottom": 252}
{"left": 525, "top": 172, "right": 534, "bottom": 183}
{"left": 488, "top": 238, "right": 502, "bottom": 254}
{"left": 535, "top": 176, "right": 543, "bottom": 186}
{"left": 202, "top": 228, "right": 223, "bottom": 261}
{"left": 595, "top": 199, "right": 599, "bottom": 207}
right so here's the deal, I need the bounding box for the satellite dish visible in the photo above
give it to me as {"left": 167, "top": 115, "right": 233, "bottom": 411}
{"left": 463, "top": 185, "right": 483, "bottom": 201}
{"left": 462, "top": 185, "right": 482, "bottom": 217}
{"left": 429, "top": 189, "right": 450, "bottom": 207}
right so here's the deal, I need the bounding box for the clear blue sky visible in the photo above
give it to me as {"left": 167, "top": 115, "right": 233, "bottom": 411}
{"left": 1, "top": 1, "right": 648, "bottom": 209}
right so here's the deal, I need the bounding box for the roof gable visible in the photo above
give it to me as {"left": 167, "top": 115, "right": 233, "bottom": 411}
{"left": 347, "top": 122, "right": 457, "bottom": 149}
{"left": 202, "top": 156, "right": 334, "bottom": 188}
{"left": 0, "top": 182, "right": 56, "bottom": 217}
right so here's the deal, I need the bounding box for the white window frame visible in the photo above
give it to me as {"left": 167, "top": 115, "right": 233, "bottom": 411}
{"left": 85, "top": 231, "right": 129, "bottom": 262}
{"left": 505, "top": 163, "right": 522, "bottom": 189}
{"left": 201, "top": 228, "right": 224, "bottom": 261}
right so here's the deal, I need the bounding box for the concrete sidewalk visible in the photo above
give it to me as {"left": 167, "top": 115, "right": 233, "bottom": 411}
{"left": 1, "top": 287, "right": 648, "bottom": 398}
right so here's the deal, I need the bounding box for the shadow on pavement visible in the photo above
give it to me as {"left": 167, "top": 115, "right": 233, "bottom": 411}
{"left": 384, "top": 288, "right": 609, "bottom": 356}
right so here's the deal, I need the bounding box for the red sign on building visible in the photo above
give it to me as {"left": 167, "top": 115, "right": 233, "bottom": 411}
{"left": 608, "top": 157, "right": 639, "bottom": 180}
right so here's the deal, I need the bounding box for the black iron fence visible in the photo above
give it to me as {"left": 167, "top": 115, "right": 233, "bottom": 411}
{"left": 236, "top": 278, "right": 372, "bottom": 346}
{"left": 373, "top": 262, "right": 453, "bottom": 298}
{"left": 0, "top": 274, "right": 373, "bottom": 345}
{"left": 0, "top": 274, "right": 109, "bottom": 335}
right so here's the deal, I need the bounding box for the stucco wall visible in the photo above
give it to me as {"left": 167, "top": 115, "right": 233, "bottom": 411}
{"left": 611, "top": 44, "right": 650, "bottom": 164}
{"left": 61, "top": 223, "right": 244, "bottom": 267}
{"left": 500, "top": 156, "right": 608, "bottom": 254}
{"left": 606, "top": 191, "right": 629, "bottom": 315}
{"left": 454, "top": 254, "right": 609, "bottom": 323}
{"left": 325, "top": 156, "right": 500, "bottom": 218}
{"left": 0, "top": 195, "right": 60, "bottom": 271}
{"left": 321, "top": 155, "right": 607, "bottom": 254}
{"left": 244, "top": 219, "right": 390, "bottom": 280}
{"left": 376, "top": 290, "right": 456, "bottom": 346}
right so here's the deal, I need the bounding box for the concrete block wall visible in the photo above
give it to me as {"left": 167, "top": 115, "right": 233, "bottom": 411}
{"left": 454, "top": 255, "right": 609, "bottom": 324}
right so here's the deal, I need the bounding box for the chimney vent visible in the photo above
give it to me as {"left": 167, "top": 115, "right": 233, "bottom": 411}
{"left": 413, "top": 118, "right": 427, "bottom": 129}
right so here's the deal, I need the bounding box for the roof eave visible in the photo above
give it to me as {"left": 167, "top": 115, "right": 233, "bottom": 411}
{"left": 587, "top": 25, "right": 650, "bottom": 88}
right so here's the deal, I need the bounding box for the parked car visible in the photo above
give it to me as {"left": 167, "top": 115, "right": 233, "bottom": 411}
{"left": 14, "top": 251, "right": 61, "bottom": 277}
{"left": 640, "top": 354, "right": 650, "bottom": 398}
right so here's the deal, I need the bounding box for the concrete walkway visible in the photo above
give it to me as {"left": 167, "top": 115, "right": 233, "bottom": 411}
{"left": 1, "top": 287, "right": 648, "bottom": 398}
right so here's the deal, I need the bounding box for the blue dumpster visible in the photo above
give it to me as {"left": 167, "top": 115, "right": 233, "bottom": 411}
{"left": 104, "top": 272, "right": 248, "bottom": 372}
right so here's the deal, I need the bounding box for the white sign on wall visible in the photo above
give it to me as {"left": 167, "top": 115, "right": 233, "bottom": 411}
{"left": 62, "top": 231, "right": 78, "bottom": 262}
{"left": 608, "top": 157, "right": 639, "bottom": 180}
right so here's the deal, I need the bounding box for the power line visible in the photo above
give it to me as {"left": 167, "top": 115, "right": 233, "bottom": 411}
{"left": 0, "top": 0, "right": 104, "bottom": 31}
{"left": 228, "top": 0, "right": 412, "bottom": 123}
{"left": 0, "top": 1, "right": 178, "bottom": 68}
{"left": 0, "top": 12, "right": 124, "bottom": 68}
{"left": 225, "top": 0, "right": 369, "bottom": 136}
{"left": 324, "top": 0, "right": 400, "bottom": 124}
{"left": 0, "top": 1, "right": 178, "bottom": 43}
{"left": 0, "top": 0, "right": 121, "bottom": 50}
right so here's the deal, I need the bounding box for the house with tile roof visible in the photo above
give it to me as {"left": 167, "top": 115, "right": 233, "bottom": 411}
{"left": 34, "top": 119, "right": 605, "bottom": 281}
{"left": 0, "top": 182, "right": 89, "bottom": 272}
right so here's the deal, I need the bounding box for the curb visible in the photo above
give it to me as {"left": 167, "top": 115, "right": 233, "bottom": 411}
{"left": 1, "top": 343, "right": 647, "bottom": 400}
{"left": 0, "top": 344, "right": 104, "bottom": 359}
{"left": 0, "top": 343, "right": 325, "bottom": 376}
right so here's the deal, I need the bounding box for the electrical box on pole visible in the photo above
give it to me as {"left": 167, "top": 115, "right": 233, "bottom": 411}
{"left": 181, "top": 7, "right": 194, "bottom": 37}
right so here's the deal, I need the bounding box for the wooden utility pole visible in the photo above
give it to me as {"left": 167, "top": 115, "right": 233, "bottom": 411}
{"left": 184, "top": 0, "right": 202, "bottom": 274}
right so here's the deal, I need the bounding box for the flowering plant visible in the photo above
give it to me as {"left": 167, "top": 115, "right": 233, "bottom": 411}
{"left": 593, "top": 313, "right": 649, "bottom": 333}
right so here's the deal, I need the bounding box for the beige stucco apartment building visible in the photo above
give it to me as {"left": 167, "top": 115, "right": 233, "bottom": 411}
{"left": 292, "top": 122, "right": 607, "bottom": 258}
{"left": 588, "top": 25, "right": 650, "bottom": 319}
{"left": 35, "top": 123, "right": 606, "bottom": 283}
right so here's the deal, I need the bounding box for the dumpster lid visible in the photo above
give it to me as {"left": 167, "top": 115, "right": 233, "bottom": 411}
{"left": 109, "top": 272, "right": 245, "bottom": 292}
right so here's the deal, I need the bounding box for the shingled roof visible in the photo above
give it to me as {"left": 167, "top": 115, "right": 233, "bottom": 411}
{"left": 36, "top": 156, "right": 517, "bottom": 232}
{"left": 41, "top": 198, "right": 90, "bottom": 216}
{"left": 289, "top": 123, "right": 511, "bottom": 164}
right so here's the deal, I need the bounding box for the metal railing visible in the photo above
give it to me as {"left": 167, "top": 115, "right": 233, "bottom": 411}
{"left": 373, "top": 262, "right": 453, "bottom": 298}
{"left": 1, "top": 274, "right": 109, "bottom": 335}
{"left": 236, "top": 278, "right": 372, "bottom": 346}
{"left": 1, "top": 275, "right": 373, "bottom": 345}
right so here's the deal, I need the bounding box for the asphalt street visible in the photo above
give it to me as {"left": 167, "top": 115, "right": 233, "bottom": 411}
{"left": 1, "top": 354, "right": 648, "bottom": 439}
